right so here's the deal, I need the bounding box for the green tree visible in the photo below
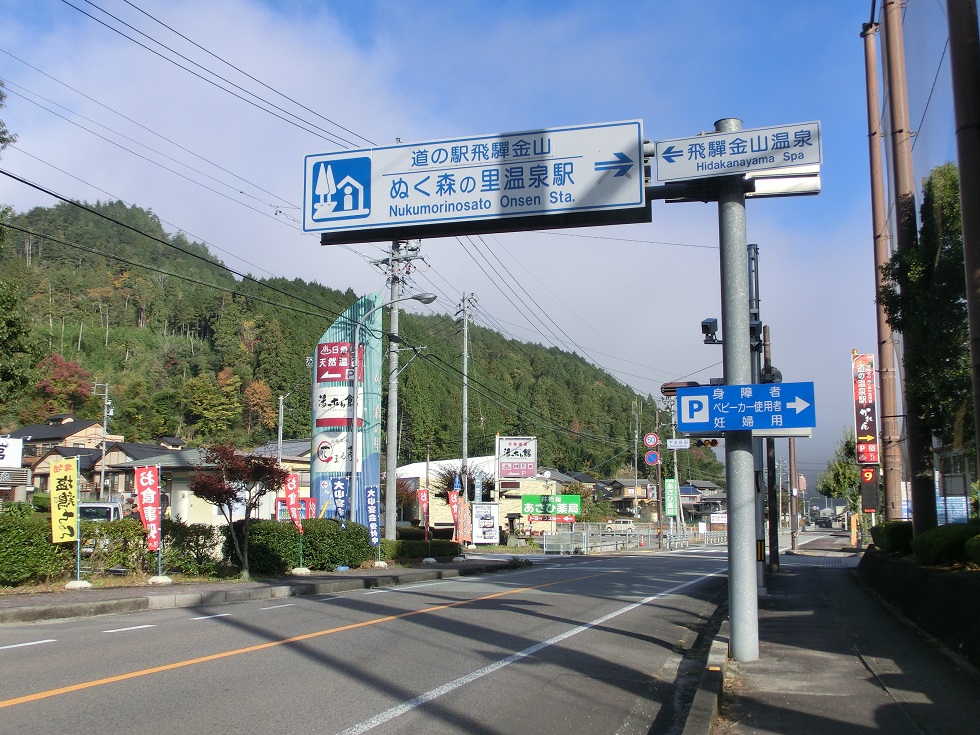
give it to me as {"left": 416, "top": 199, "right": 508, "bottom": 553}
{"left": 183, "top": 373, "right": 238, "bottom": 438}
{"left": 0, "top": 279, "right": 40, "bottom": 407}
{"left": 880, "top": 163, "right": 972, "bottom": 451}
{"left": 0, "top": 80, "right": 15, "bottom": 152}
{"left": 816, "top": 429, "right": 859, "bottom": 514}
{"left": 189, "top": 443, "right": 287, "bottom": 580}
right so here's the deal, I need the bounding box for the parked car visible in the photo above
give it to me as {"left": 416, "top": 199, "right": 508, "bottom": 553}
{"left": 79, "top": 502, "right": 123, "bottom": 522}
{"left": 605, "top": 519, "right": 636, "bottom": 533}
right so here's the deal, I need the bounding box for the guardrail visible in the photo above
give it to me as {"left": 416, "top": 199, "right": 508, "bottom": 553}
{"left": 539, "top": 524, "right": 727, "bottom": 554}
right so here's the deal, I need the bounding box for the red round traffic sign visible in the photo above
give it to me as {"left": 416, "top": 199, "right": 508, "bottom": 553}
{"left": 643, "top": 432, "right": 659, "bottom": 448}
{"left": 644, "top": 450, "right": 660, "bottom": 466}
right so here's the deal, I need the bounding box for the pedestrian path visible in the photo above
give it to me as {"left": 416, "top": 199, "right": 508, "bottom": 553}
{"left": 697, "top": 533, "right": 980, "bottom": 735}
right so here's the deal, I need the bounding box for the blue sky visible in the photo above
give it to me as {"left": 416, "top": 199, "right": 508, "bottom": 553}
{"left": 0, "top": 1, "right": 959, "bottom": 486}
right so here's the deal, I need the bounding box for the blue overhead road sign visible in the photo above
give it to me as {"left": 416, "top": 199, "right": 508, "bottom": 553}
{"left": 655, "top": 122, "right": 822, "bottom": 183}
{"left": 305, "top": 120, "right": 646, "bottom": 240}
{"left": 676, "top": 382, "right": 816, "bottom": 433}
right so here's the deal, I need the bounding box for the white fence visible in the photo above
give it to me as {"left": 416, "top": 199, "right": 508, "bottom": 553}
{"left": 539, "top": 523, "right": 727, "bottom": 555}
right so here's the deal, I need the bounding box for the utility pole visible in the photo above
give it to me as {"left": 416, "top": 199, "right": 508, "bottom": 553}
{"left": 946, "top": 0, "right": 980, "bottom": 486}
{"left": 789, "top": 438, "right": 799, "bottom": 550}
{"left": 379, "top": 240, "right": 426, "bottom": 540}
{"left": 861, "top": 19, "right": 903, "bottom": 520}
{"left": 882, "top": 0, "right": 938, "bottom": 534}
{"left": 747, "top": 243, "right": 767, "bottom": 593}
{"left": 457, "top": 293, "right": 477, "bottom": 503}
{"left": 93, "top": 382, "right": 112, "bottom": 502}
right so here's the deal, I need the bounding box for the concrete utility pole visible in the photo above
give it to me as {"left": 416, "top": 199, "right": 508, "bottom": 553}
{"left": 717, "top": 117, "right": 759, "bottom": 662}
{"left": 882, "top": 0, "right": 938, "bottom": 534}
{"left": 789, "top": 438, "right": 799, "bottom": 550}
{"left": 460, "top": 293, "right": 471, "bottom": 499}
{"left": 947, "top": 0, "right": 980, "bottom": 482}
{"left": 93, "top": 381, "right": 111, "bottom": 501}
{"left": 747, "top": 244, "right": 767, "bottom": 594}
{"left": 862, "top": 20, "right": 904, "bottom": 520}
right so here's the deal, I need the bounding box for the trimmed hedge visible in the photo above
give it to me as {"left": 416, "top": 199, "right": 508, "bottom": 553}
{"left": 393, "top": 539, "right": 461, "bottom": 558}
{"left": 911, "top": 522, "right": 980, "bottom": 565}
{"left": 869, "top": 521, "right": 914, "bottom": 555}
{"left": 223, "top": 519, "right": 375, "bottom": 575}
{"left": 0, "top": 514, "right": 74, "bottom": 585}
{"left": 966, "top": 534, "right": 980, "bottom": 565}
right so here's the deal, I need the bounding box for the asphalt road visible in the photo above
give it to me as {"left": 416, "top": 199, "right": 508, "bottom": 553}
{"left": 0, "top": 550, "right": 729, "bottom": 735}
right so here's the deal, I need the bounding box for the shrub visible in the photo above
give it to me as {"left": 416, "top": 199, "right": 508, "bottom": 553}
{"left": 966, "top": 534, "right": 980, "bottom": 565}
{"left": 1, "top": 501, "right": 33, "bottom": 520}
{"left": 300, "top": 519, "right": 373, "bottom": 569}
{"left": 393, "top": 539, "right": 461, "bottom": 558}
{"left": 870, "top": 521, "right": 914, "bottom": 555}
{"left": 32, "top": 492, "right": 50, "bottom": 513}
{"left": 911, "top": 523, "right": 980, "bottom": 565}
{"left": 161, "top": 518, "right": 218, "bottom": 576}
{"left": 0, "top": 514, "right": 74, "bottom": 585}
{"left": 221, "top": 518, "right": 376, "bottom": 574}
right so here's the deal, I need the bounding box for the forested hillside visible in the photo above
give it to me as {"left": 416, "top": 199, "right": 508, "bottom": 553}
{"left": 0, "top": 200, "right": 723, "bottom": 483}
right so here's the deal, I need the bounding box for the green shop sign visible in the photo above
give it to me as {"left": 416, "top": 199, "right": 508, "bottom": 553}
{"left": 521, "top": 494, "right": 581, "bottom": 515}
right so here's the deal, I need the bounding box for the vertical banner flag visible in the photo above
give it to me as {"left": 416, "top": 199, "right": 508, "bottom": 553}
{"left": 418, "top": 484, "right": 430, "bottom": 540}
{"left": 285, "top": 473, "right": 303, "bottom": 533}
{"left": 134, "top": 465, "right": 162, "bottom": 551}
{"left": 50, "top": 456, "right": 79, "bottom": 543}
{"left": 852, "top": 352, "right": 879, "bottom": 464}
{"left": 448, "top": 473, "right": 461, "bottom": 541}
{"left": 311, "top": 293, "right": 382, "bottom": 524}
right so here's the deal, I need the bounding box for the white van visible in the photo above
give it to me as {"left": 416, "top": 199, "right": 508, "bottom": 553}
{"left": 605, "top": 518, "right": 636, "bottom": 533}
{"left": 78, "top": 502, "right": 123, "bottom": 522}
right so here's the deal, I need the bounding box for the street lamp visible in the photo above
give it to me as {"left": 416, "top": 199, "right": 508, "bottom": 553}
{"left": 349, "top": 292, "right": 436, "bottom": 538}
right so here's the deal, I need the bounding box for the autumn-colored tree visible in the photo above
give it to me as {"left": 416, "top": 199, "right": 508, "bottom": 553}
{"left": 34, "top": 354, "right": 93, "bottom": 415}
{"left": 243, "top": 379, "right": 276, "bottom": 432}
{"left": 189, "top": 443, "right": 287, "bottom": 579}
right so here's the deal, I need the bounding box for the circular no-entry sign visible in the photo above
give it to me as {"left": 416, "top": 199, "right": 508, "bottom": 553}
{"left": 643, "top": 432, "right": 659, "bottom": 448}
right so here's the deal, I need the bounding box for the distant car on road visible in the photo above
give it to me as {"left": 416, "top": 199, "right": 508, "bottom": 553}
{"left": 605, "top": 519, "right": 636, "bottom": 532}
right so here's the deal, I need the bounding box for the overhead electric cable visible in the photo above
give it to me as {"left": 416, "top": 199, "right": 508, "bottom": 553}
{"left": 60, "top": 0, "right": 354, "bottom": 146}
{"left": 120, "top": 0, "right": 375, "bottom": 147}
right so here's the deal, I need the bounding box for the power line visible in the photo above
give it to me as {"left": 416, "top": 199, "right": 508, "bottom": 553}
{"left": 120, "top": 0, "right": 375, "bottom": 147}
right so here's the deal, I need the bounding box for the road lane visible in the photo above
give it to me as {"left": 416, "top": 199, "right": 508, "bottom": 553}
{"left": 0, "top": 553, "right": 727, "bottom": 734}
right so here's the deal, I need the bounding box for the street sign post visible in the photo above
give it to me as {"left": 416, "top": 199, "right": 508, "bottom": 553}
{"left": 675, "top": 382, "right": 816, "bottom": 433}
{"left": 306, "top": 121, "right": 649, "bottom": 244}
{"left": 666, "top": 438, "right": 690, "bottom": 450}
{"left": 654, "top": 122, "right": 821, "bottom": 183}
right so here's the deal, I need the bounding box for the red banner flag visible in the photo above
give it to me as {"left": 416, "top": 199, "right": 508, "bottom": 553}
{"left": 134, "top": 465, "right": 161, "bottom": 551}
{"left": 448, "top": 490, "right": 460, "bottom": 541}
{"left": 285, "top": 473, "right": 303, "bottom": 534}
{"left": 418, "top": 485, "right": 430, "bottom": 542}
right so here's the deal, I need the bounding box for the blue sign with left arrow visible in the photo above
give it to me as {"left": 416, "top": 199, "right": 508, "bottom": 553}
{"left": 675, "top": 382, "right": 816, "bottom": 433}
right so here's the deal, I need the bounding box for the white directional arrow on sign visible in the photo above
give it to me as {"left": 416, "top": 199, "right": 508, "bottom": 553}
{"left": 787, "top": 396, "right": 811, "bottom": 413}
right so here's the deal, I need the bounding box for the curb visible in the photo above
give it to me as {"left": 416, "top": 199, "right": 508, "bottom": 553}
{"left": 681, "top": 619, "right": 729, "bottom": 735}
{"left": 0, "top": 562, "right": 510, "bottom": 625}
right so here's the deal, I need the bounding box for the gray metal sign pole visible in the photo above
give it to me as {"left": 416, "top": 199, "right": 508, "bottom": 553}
{"left": 716, "top": 117, "right": 760, "bottom": 662}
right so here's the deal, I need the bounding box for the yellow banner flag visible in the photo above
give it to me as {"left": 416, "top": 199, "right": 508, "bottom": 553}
{"left": 50, "top": 457, "right": 79, "bottom": 543}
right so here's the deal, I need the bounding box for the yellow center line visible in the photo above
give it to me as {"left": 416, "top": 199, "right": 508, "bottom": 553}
{"left": 1, "top": 570, "right": 608, "bottom": 709}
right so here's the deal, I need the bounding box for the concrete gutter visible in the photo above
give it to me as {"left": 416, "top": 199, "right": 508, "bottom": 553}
{"left": 682, "top": 620, "right": 730, "bottom": 735}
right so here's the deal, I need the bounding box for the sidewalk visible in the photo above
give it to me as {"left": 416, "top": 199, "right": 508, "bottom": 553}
{"left": 685, "top": 532, "right": 980, "bottom": 734}
{"left": 0, "top": 558, "right": 516, "bottom": 625}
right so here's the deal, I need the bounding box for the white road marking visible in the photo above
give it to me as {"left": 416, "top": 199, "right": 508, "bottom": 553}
{"left": 190, "top": 614, "right": 232, "bottom": 620}
{"left": 0, "top": 639, "right": 57, "bottom": 650}
{"left": 332, "top": 568, "right": 725, "bottom": 735}
{"left": 102, "top": 625, "right": 155, "bottom": 633}
{"left": 259, "top": 603, "right": 297, "bottom": 610}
